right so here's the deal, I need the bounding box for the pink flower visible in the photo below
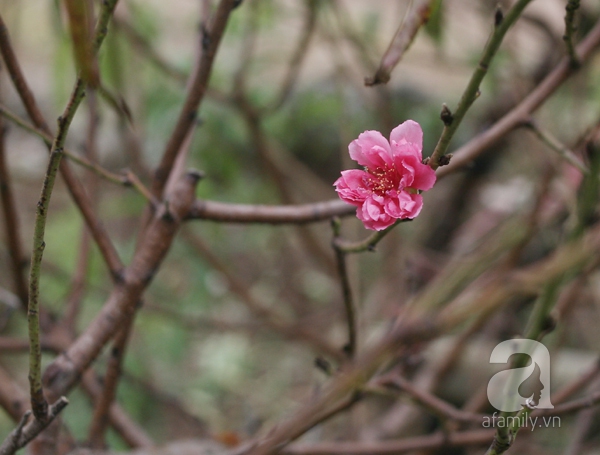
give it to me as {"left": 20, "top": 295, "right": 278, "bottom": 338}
{"left": 334, "top": 120, "right": 436, "bottom": 231}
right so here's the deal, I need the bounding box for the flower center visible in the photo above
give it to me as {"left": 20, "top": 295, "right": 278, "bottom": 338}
{"left": 367, "top": 165, "right": 400, "bottom": 196}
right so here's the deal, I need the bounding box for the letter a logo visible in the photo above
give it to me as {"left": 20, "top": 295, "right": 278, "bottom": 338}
{"left": 487, "top": 339, "right": 554, "bottom": 412}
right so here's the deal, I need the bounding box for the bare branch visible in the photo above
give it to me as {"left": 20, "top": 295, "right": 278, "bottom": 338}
{"left": 151, "top": 0, "right": 238, "bottom": 199}
{"left": 365, "top": 0, "right": 434, "bottom": 86}
{"left": 187, "top": 198, "right": 354, "bottom": 224}
{"left": 0, "top": 397, "right": 68, "bottom": 455}
{"left": 438, "top": 17, "right": 600, "bottom": 178}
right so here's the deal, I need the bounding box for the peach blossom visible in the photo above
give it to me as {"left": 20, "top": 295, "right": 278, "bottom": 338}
{"left": 334, "top": 120, "right": 436, "bottom": 230}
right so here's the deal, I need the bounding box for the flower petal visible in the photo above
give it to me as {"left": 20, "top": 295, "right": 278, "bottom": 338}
{"left": 357, "top": 196, "right": 395, "bottom": 231}
{"left": 394, "top": 153, "right": 436, "bottom": 191}
{"left": 411, "top": 162, "right": 437, "bottom": 191}
{"left": 390, "top": 120, "right": 423, "bottom": 148}
{"left": 392, "top": 141, "right": 423, "bottom": 161}
{"left": 397, "top": 155, "right": 418, "bottom": 188}
{"left": 334, "top": 170, "right": 369, "bottom": 206}
{"left": 349, "top": 130, "right": 392, "bottom": 168}
{"left": 335, "top": 121, "right": 435, "bottom": 231}
{"left": 384, "top": 196, "right": 402, "bottom": 218}
{"left": 401, "top": 192, "right": 424, "bottom": 219}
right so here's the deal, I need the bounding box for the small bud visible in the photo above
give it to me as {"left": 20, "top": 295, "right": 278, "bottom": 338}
{"left": 186, "top": 169, "right": 205, "bottom": 183}
{"left": 438, "top": 154, "right": 453, "bottom": 167}
{"left": 440, "top": 104, "right": 453, "bottom": 126}
{"left": 494, "top": 7, "right": 503, "bottom": 27}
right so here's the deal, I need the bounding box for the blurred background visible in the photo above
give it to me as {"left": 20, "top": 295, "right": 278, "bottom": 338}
{"left": 0, "top": 0, "right": 600, "bottom": 453}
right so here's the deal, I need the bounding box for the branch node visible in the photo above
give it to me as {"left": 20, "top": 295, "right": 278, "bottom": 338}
{"left": 16, "top": 411, "right": 31, "bottom": 435}
{"left": 438, "top": 154, "right": 453, "bottom": 167}
{"left": 186, "top": 169, "right": 205, "bottom": 183}
{"left": 110, "top": 268, "right": 126, "bottom": 285}
{"left": 494, "top": 7, "right": 504, "bottom": 27}
{"left": 440, "top": 103, "right": 453, "bottom": 126}
{"left": 161, "top": 200, "right": 175, "bottom": 222}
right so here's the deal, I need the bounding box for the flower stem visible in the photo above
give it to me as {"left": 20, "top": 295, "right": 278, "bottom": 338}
{"left": 333, "top": 219, "right": 407, "bottom": 254}
{"left": 331, "top": 218, "right": 358, "bottom": 359}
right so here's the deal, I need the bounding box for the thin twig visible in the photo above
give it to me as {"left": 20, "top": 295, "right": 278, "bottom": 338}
{"left": 533, "top": 390, "right": 600, "bottom": 417}
{"left": 125, "top": 170, "right": 159, "bottom": 208}
{"left": 180, "top": 229, "right": 343, "bottom": 360}
{"left": 80, "top": 371, "right": 154, "bottom": 448}
{"left": 524, "top": 119, "right": 588, "bottom": 173}
{"left": 327, "top": 1, "right": 379, "bottom": 74}
{"left": 235, "top": 96, "right": 339, "bottom": 272}
{"left": 551, "top": 358, "right": 600, "bottom": 405}
{"left": 0, "top": 337, "right": 55, "bottom": 353}
{"left": 243, "top": 320, "right": 440, "bottom": 455}
{"left": 26, "top": 0, "right": 120, "bottom": 422}
{"left": 288, "top": 392, "right": 362, "bottom": 447}
{"left": 113, "top": 17, "right": 188, "bottom": 84}
{"left": 365, "top": 0, "right": 434, "bottom": 86}
{"left": 266, "top": 0, "right": 318, "bottom": 112}
{"left": 0, "top": 397, "right": 68, "bottom": 455}
{"left": 331, "top": 218, "right": 357, "bottom": 358}
{"left": 232, "top": 0, "right": 259, "bottom": 97}
{"left": 429, "top": 0, "right": 534, "bottom": 169}
{"left": 64, "top": 90, "right": 100, "bottom": 331}
{"left": 26, "top": 157, "right": 57, "bottom": 418}
{"left": 0, "top": 102, "right": 156, "bottom": 203}
{"left": 0, "top": 4, "right": 125, "bottom": 280}
{"left": 44, "top": 332, "right": 154, "bottom": 449}
{"left": 437, "top": 18, "right": 600, "bottom": 178}
{"left": 333, "top": 219, "right": 407, "bottom": 254}
{"left": 151, "top": 0, "right": 238, "bottom": 198}
{"left": 87, "top": 311, "right": 136, "bottom": 448}
{"left": 0, "top": 15, "right": 50, "bottom": 132}
{"left": 374, "top": 373, "right": 485, "bottom": 424}
{"left": 28, "top": 76, "right": 89, "bottom": 419}
{"left": 0, "top": 107, "right": 28, "bottom": 308}
{"left": 504, "top": 165, "right": 555, "bottom": 267}
{"left": 0, "top": 411, "right": 31, "bottom": 455}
